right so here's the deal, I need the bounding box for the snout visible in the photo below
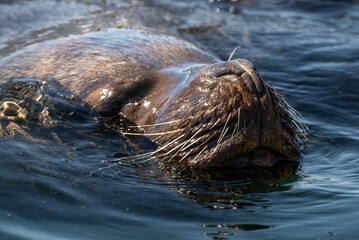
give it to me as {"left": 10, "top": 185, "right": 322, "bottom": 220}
{"left": 207, "top": 59, "right": 265, "bottom": 97}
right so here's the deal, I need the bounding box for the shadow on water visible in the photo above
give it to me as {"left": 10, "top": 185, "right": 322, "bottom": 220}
{"left": 154, "top": 161, "right": 300, "bottom": 209}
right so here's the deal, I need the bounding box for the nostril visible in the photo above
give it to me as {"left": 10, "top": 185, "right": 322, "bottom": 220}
{"left": 242, "top": 72, "right": 257, "bottom": 94}
{"left": 208, "top": 60, "right": 265, "bottom": 96}
{"left": 212, "top": 68, "right": 244, "bottom": 78}
{"left": 210, "top": 62, "right": 245, "bottom": 78}
{"left": 241, "top": 71, "right": 264, "bottom": 96}
{"left": 234, "top": 58, "right": 256, "bottom": 71}
{"left": 235, "top": 60, "right": 264, "bottom": 96}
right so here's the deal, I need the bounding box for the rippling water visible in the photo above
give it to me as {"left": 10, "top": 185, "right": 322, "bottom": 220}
{"left": 0, "top": 0, "right": 358, "bottom": 239}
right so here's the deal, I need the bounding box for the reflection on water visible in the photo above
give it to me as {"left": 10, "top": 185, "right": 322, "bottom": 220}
{"left": 0, "top": 0, "right": 359, "bottom": 239}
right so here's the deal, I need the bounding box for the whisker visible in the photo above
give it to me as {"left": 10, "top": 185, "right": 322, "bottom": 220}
{"left": 178, "top": 132, "right": 216, "bottom": 163}
{"left": 232, "top": 96, "right": 237, "bottom": 108}
{"left": 186, "top": 131, "right": 216, "bottom": 154}
{"left": 217, "top": 113, "right": 231, "bottom": 145}
{"left": 210, "top": 118, "right": 221, "bottom": 130}
{"left": 279, "top": 103, "right": 302, "bottom": 124}
{"left": 294, "top": 129, "right": 307, "bottom": 145}
{"left": 89, "top": 165, "right": 113, "bottom": 176}
{"left": 217, "top": 127, "right": 229, "bottom": 148}
{"left": 191, "top": 145, "right": 208, "bottom": 164}
{"left": 108, "top": 152, "right": 153, "bottom": 163}
{"left": 278, "top": 96, "right": 308, "bottom": 130}
{"left": 179, "top": 138, "right": 200, "bottom": 153}
{"left": 237, "top": 107, "right": 241, "bottom": 135}
{"left": 169, "top": 132, "right": 215, "bottom": 163}
{"left": 107, "top": 131, "right": 187, "bottom": 164}
{"left": 155, "top": 133, "right": 186, "bottom": 153}
{"left": 231, "top": 123, "right": 238, "bottom": 139}
{"left": 179, "top": 149, "right": 194, "bottom": 163}
{"left": 292, "top": 120, "right": 308, "bottom": 142}
{"left": 275, "top": 93, "right": 308, "bottom": 144}
{"left": 228, "top": 45, "right": 241, "bottom": 62}
{"left": 152, "top": 135, "right": 164, "bottom": 142}
{"left": 163, "top": 141, "right": 187, "bottom": 156}
{"left": 125, "top": 120, "right": 179, "bottom": 128}
{"left": 278, "top": 100, "right": 308, "bottom": 135}
{"left": 120, "top": 129, "right": 182, "bottom": 136}
{"left": 168, "top": 128, "right": 203, "bottom": 161}
{"left": 134, "top": 155, "right": 159, "bottom": 163}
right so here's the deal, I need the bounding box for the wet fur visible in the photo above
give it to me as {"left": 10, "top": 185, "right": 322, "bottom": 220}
{"left": 0, "top": 28, "right": 307, "bottom": 168}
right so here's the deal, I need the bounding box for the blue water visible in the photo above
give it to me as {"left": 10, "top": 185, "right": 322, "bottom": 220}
{"left": 0, "top": 0, "right": 359, "bottom": 239}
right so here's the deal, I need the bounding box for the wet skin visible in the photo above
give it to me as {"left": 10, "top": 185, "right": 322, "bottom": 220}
{"left": 0, "top": 28, "right": 305, "bottom": 168}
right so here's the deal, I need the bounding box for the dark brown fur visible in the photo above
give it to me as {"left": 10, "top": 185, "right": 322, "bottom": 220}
{"left": 0, "top": 28, "right": 306, "bottom": 168}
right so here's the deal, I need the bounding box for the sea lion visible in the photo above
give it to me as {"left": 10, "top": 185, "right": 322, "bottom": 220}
{"left": 0, "top": 28, "right": 306, "bottom": 168}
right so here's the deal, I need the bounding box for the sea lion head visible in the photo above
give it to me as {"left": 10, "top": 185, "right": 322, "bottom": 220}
{"left": 141, "top": 59, "right": 306, "bottom": 168}
{"left": 0, "top": 28, "right": 306, "bottom": 168}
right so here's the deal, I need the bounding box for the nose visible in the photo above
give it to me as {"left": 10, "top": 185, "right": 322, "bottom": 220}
{"left": 208, "top": 59, "right": 264, "bottom": 96}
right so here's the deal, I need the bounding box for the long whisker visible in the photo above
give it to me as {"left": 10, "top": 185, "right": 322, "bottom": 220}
{"left": 272, "top": 88, "right": 308, "bottom": 144}
{"left": 170, "top": 132, "right": 215, "bottom": 162}
{"left": 276, "top": 94, "right": 308, "bottom": 131}
{"left": 291, "top": 120, "right": 308, "bottom": 142}
{"left": 163, "top": 141, "right": 188, "bottom": 156}
{"left": 104, "top": 122, "right": 183, "bottom": 136}
{"left": 228, "top": 45, "right": 241, "bottom": 62}
{"left": 217, "top": 113, "right": 231, "bottom": 145}
{"left": 183, "top": 131, "right": 216, "bottom": 158}
{"left": 120, "top": 129, "right": 182, "bottom": 136}
{"left": 177, "top": 131, "right": 217, "bottom": 163}
{"left": 179, "top": 149, "right": 194, "bottom": 163}
{"left": 108, "top": 151, "right": 155, "bottom": 163}
{"left": 237, "top": 107, "right": 241, "bottom": 135}
{"left": 190, "top": 145, "right": 208, "bottom": 164}
{"left": 231, "top": 123, "right": 238, "bottom": 139}
{"left": 125, "top": 120, "right": 179, "bottom": 128}
{"left": 278, "top": 101, "right": 308, "bottom": 136}
{"left": 103, "top": 125, "right": 187, "bottom": 164}
{"left": 232, "top": 96, "right": 236, "bottom": 108}
{"left": 168, "top": 128, "right": 203, "bottom": 161}
{"left": 217, "top": 127, "right": 229, "bottom": 148}
{"left": 210, "top": 118, "right": 221, "bottom": 130}
{"left": 154, "top": 133, "right": 186, "bottom": 153}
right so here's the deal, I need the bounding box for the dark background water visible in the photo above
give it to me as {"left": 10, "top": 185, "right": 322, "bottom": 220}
{"left": 0, "top": 0, "right": 359, "bottom": 239}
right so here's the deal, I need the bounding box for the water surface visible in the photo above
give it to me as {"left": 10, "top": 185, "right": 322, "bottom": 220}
{"left": 0, "top": 0, "right": 358, "bottom": 239}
